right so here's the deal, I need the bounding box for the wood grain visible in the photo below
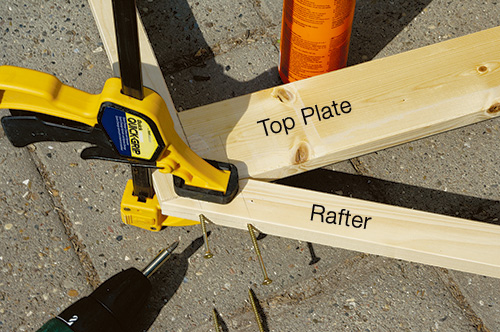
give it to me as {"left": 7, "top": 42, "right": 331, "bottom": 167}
{"left": 178, "top": 26, "right": 500, "bottom": 180}
{"left": 155, "top": 174, "right": 500, "bottom": 278}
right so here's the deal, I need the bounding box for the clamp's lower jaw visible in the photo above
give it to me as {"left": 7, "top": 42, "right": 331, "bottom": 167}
{"left": 120, "top": 161, "right": 239, "bottom": 231}
{"left": 120, "top": 180, "right": 199, "bottom": 231}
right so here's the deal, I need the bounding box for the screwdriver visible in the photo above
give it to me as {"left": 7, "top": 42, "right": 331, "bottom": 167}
{"left": 36, "top": 240, "right": 179, "bottom": 332}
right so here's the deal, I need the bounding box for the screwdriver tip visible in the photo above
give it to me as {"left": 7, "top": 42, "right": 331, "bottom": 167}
{"left": 168, "top": 240, "right": 180, "bottom": 251}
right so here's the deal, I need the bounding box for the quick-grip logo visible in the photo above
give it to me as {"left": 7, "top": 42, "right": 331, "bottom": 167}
{"left": 125, "top": 113, "right": 158, "bottom": 159}
{"left": 127, "top": 117, "right": 141, "bottom": 156}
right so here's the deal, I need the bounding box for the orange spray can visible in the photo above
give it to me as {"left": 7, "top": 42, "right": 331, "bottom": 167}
{"left": 278, "top": 0, "right": 356, "bottom": 83}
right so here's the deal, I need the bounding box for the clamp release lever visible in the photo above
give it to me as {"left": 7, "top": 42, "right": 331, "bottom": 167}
{"left": 1, "top": 110, "right": 155, "bottom": 167}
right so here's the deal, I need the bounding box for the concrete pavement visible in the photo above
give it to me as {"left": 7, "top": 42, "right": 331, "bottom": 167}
{"left": 0, "top": 0, "right": 499, "bottom": 331}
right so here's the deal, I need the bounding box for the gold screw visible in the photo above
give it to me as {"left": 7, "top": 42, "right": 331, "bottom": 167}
{"left": 200, "top": 214, "right": 213, "bottom": 259}
{"left": 247, "top": 224, "right": 272, "bottom": 285}
{"left": 248, "top": 288, "right": 265, "bottom": 332}
{"left": 212, "top": 308, "right": 221, "bottom": 332}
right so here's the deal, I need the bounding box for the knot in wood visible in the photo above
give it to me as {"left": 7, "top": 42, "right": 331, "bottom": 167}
{"left": 487, "top": 103, "right": 500, "bottom": 115}
{"left": 477, "top": 65, "right": 489, "bottom": 74}
{"left": 294, "top": 142, "right": 309, "bottom": 164}
{"left": 273, "top": 87, "right": 294, "bottom": 104}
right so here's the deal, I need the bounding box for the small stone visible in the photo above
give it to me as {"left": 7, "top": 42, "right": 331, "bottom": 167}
{"left": 116, "top": 235, "right": 123, "bottom": 241}
{"left": 125, "top": 256, "right": 130, "bottom": 261}
{"left": 62, "top": 279, "right": 73, "bottom": 289}
{"left": 194, "top": 48, "right": 207, "bottom": 57}
{"left": 344, "top": 299, "right": 356, "bottom": 310}
{"left": 4, "top": 224, "right": 13, "bottom": 230}
{"left": 68, "top": 289, "right": 79, "bottom": 297}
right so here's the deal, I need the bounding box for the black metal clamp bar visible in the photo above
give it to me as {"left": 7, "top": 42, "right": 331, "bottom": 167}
{"left": 111, "top": 0, "right": 144, "bottom": 100}
{"left": 111, "top": 0, "right": 154, "bottom": 201}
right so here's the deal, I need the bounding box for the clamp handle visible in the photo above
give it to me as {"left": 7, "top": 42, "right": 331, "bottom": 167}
{"left": 0, "top": 65, "right": 99, "bottom": 126}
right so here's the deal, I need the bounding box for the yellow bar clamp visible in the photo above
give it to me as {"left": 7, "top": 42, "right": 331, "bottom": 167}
{"left": 0, "top": 65, "right": 238, "bottom": 230}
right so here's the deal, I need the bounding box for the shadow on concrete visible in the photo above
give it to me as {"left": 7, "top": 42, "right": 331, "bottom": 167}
{"left": 137, "top": 0, "right": 282, "bottom": 111}
{"left": 276, "top": 169, "right": 500, "bottom": 225}
{"left": 349, "top": 0, "right": 434, "bottom": 65}
{"left": 307, "top": 242, "right": 321, "bottom": 265}
{"left": 133, "top": 235, "right": 206, "bottom": 331}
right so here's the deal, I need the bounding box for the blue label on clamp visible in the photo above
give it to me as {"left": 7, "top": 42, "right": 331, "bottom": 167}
{"left": 99, "top": 104, "right": 160, "bottom": 160}
{"left": 100, "top": 106, "right": 132, "bottom": 157}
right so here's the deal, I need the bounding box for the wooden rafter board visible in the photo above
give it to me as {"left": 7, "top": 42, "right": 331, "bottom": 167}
{"left": 88, "top": 0, "right": 500, "bottom": 278}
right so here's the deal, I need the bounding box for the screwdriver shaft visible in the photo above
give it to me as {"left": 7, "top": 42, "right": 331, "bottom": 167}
{"left": 142, "top": 240, "right": 179, "bottom": 278}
